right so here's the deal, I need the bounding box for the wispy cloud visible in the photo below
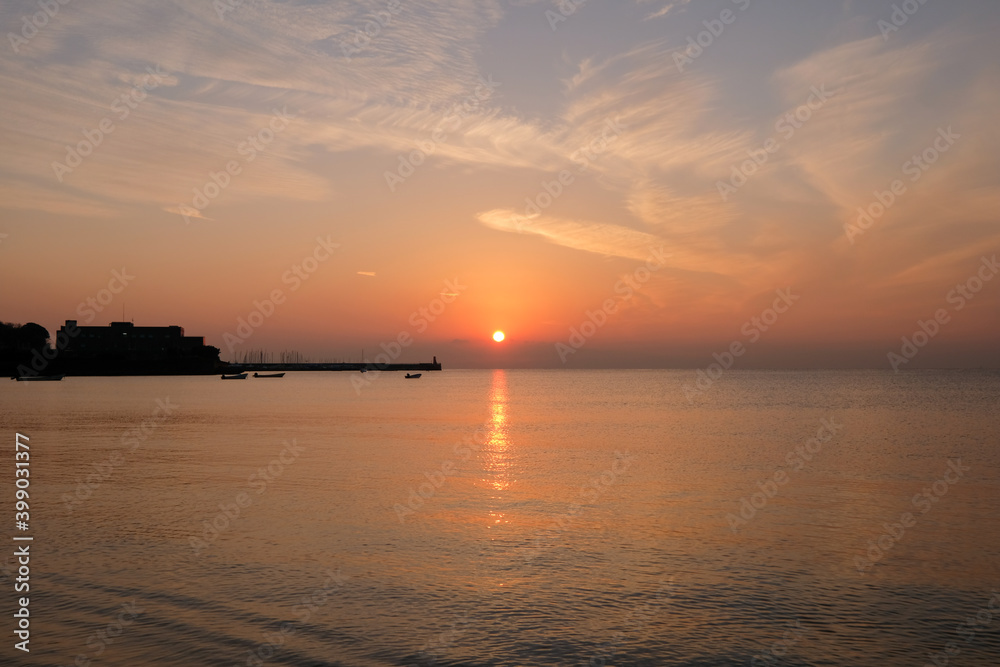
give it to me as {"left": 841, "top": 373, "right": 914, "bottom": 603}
{"left": 477, "top": 208, "right": 670, "bottom": 264}
{"left": 641, "top": 0, "right": 691, "bottom": 22}
{"left": 164, "top": 205, "right": 211, "bottom": 221}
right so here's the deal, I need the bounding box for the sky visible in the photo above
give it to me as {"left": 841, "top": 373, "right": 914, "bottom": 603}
{"left": 1, "top": 0, "right": 998, "bottom": 369}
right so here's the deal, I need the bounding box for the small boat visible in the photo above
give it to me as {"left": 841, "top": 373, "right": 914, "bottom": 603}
{"left": 253, "top": 372, "right": 285, "bottom": 378}
{"left": 404, "top": 373, "right": 422, "bottom": 379}
{"left": 15, "top": 374, "right": 65, "bottom": 382}
{"left": 221, "top": 373, "right": 248, "bottom": 380}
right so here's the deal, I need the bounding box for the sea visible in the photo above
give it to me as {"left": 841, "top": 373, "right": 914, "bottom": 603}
{"left": 1, "top": 369, "right": 999, "bottom": 666}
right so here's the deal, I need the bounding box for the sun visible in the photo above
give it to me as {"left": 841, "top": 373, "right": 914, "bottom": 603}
{"left": 493, "top": 330, "right": 505, "bottom": 343}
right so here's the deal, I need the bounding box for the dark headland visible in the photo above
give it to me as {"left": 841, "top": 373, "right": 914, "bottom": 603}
{"left": 2, "top": 320, "right": 441, "bottom": 377}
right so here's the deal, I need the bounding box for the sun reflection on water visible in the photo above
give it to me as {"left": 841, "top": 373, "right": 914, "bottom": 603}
{"left": 480, "top": 369, "right": 513, "bottom": 498}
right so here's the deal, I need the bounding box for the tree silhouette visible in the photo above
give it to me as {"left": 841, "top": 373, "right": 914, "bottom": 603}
{"left": 0, "top": 321, "right": 49, "bottom": 352}
{"left": 18, "top": 322, "right": 49, "bottom": 350}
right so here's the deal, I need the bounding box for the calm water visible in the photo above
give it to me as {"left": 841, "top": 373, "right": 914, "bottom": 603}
{"left": 1, "top": 370, "right": 999, "bottom": 666}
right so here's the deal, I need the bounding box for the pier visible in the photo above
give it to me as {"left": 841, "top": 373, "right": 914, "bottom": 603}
{"left": 222, "top": 360, "right": 443, "bottom": 374}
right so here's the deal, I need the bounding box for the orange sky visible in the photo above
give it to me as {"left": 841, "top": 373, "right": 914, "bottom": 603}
{"left": 1, "top": 0, "right": 998, "bottom": 368}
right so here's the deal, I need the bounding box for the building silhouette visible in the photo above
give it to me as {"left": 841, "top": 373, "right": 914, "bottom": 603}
{"left": 54, "top": 320, "right": 221, "bottom": 375}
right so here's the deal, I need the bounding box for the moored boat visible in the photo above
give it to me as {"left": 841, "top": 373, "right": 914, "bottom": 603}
{"left": 405, "top": 373, "right": 422, "bottom": 379}
{"left": 253, "top": 372, "right": 285, "bottom": 378}
{"left": 14, "top": 374, "right": 65, "bottom": 381}
{"left": 221, "top": 373, "right": 248, "bottom": 380}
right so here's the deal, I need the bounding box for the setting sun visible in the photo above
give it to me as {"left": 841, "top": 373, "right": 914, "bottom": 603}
{"left": 493, "top": 331, "right": 505, "bottom": 343}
